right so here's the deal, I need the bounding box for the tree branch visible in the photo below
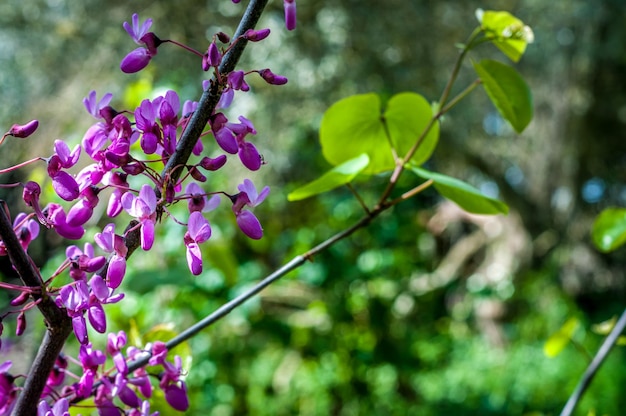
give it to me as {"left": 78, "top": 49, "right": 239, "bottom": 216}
{"left": 0, "top": 202, "right": 73, "bottom": 416}
{"left": 560, "top": 308, "right": 626, "bottom": 416}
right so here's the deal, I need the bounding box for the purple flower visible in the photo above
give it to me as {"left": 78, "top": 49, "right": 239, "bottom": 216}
{"left": 124, "top": 13, "right": 153, "bottom": 43}
{"left": 238, "top": 178, "right": 270, "bottom": 207}
{"left": 66, "top": 186, "right": 100, "bottom": 227}
{"left": 66, "top": 243, "right": 106, "bottom": 281}
{"left": 202, "top": 42, "right": 221, "bottom": 70}
{"left": 57, "top": 280, "right": 90, "bottom": 344}
{"left": 0, "top": 361, "right": 17, "bottom": 415}
{"left": 45, "top": 203, "right": 85, "bottom": 240}
{"left": 135, "top": 99, "right": 160, "bottom": 154}
{"left": 53, "top": 140, "right": 81, "bottom": 169}
{"left": 49, "top": 170, "right": 80, "bottom": 202}
{"left": 102, "top": 171, "right": 129, "bottom": 217}
{"left": 12, "top": 212, "right": 40, "bottom": 251}
{"left": 122, "top": 185, "right": 157, "bottom": 251}
{"left": 79, "top": 343, "right": 106, "bottom": 371}
{"left": 231, "top": 179, "right": 270, "bottom": 240}
{"left": 185, "top": 182, "right": 221, "bottom": 213}
{"left": 236, "top": 210, "right": 264, "bottom": 240}
{"left": 121, "top": 14, "right": 161, "bottom": 73}
{"left": 37, "top": 398, "right": 69, "bottom": 416}
{"left": 284, "top": 0, "right": 297, "bottom": 30}
{"left": 107, "top": 331, "right": 128, "bottom": 375}
{"left": 94, "top": 223, "right": 128, "bottom": 289}
{"left": 113, "top": 373, "right": 141, "bottom": 408}
{"left": 164, "top": 383, "right": 189, "bottom": 412}
{"left": 227, "top": 70, "right": 250, "bottom": 91}
{"left": 238, "top": 141, "right": 262, "bottom": 171}
{"left": 121, "top": 48, "right": 153, "bottom": 74}
{"left": 159, "top": 355, "right": 189, "bottom": 411}
{"left": 184, "top": 211, "right": 212, "bottom": 275}
{"left": 84, "top": 90, "right": 113, "bottom": 119}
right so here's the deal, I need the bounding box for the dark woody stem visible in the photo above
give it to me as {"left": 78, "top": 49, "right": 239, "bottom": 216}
{"left": 0, "top": 202, "right": 73, "bottom": 416}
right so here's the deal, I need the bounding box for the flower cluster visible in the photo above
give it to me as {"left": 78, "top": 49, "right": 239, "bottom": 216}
{"left": 0, "top": 5, "right": 289, "bottom": 414}
{"left": 34, "top": 332, "right": 188, "bottom": 414}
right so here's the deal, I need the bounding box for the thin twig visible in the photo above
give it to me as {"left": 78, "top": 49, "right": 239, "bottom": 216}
{"left": 560, "top": 308, "right": 626, "bottom": 416}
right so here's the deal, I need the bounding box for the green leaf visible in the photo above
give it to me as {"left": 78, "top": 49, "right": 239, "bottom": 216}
{"left": 591, "top": 316, "right": 617, "bottom": 335}
{"left": 320, "top": 93, "right": 438, "bottom": 174}
{"left": 385, "top": 92, "right": 440, "bottom": 166}
{"left": 410, "top": 166, "right": 508, "bottom": 215}
{"left": 591, "top": 208, "right": 626, "bottom": 252}
{"left": 287, "top": 154, "right": 370, "bottom": 201}
{"left": 543, "top": 317, "right": 580, "bottom": 358}
{"left": 478, "top": 9, "right": 533, "bottom": 62}
{"left": 473, "top": 59, "right": 533, "bottom": 133}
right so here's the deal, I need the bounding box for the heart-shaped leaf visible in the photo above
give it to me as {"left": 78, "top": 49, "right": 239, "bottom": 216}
{"left": 320, "top": 93, "right": 438, "bottom": 174}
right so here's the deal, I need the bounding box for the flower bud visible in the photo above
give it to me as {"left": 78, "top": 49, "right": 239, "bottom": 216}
{"left": 189, "top": 166, "right": 207, "bottom": 182}
{"left": 16, "top": 311, "right": 26, "bottom": 336}
{"left": 22, "top": 181, "right": 41, "bottom": 208}
{"left": 284, "top": 0, "right": 297, "bottom": 31}
{"left": 259, "top": 68, "right": 288, "bottom": 85}
{"left": 10, "top": 291, "right": 30, "bottom": 307}
{"left": 200, "top": 155, "right": 228, "bottom": 171}
{"left": 8, "top": 120, "right": 39, "bottom": 138}
{"left": 244, "top": 28, "right": 271, "bottom": 42}
{"left": 217, "top": 31, "right": 231, "bottom": 43}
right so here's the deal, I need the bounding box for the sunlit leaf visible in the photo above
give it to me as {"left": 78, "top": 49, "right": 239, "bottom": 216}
{"left": 410, "top": 166, "right": 509, "bottom": 215}
{"left": 543, "top": 317, "right": 580, "bottom": 358}
{"left": 591, "top": 315, "right": 617, "bottom": 335}
{"left": 478, "top": 10, "right": 533, "bottom": 62}
{"left": 320, "top": 93, "right": 392, "bottom": 174}
{"left": 384, "top": 92, "right": 439, "bottom": 166}
{"left": 473, "top": 59, "right": 533, "bottom": 133}
{"left": 591, "top": 208, "right": 626, "bottom": 252}
{"left": 320, "top": 93, "right": 438, "bottom": 174}
{"left": 287, "top": 154, "right": 370, "bottom": 201}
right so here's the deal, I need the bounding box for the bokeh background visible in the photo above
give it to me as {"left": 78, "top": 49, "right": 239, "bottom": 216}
{"left": 1, "top": 0, "right": 626, "bottom": 414}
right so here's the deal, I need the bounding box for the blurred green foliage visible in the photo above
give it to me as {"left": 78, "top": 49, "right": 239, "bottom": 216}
{"left": 1, "top": 0, "right": 626, "bottom": 415}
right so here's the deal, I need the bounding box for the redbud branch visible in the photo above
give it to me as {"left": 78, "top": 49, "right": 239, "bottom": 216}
{"left": 0, "top": 201, "right": 73, "bottom": 416}
{"left": 126, "top": 194, "right": 412, "bottom": 374}
{"left": 76, "top": 0, "right": 273, "bottom": 390}
{"left": 560, "top": 308, "right": 626, "bottom": 416}
{"left": 159, "top": 0, "right": 270, "bottom": 194}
